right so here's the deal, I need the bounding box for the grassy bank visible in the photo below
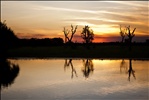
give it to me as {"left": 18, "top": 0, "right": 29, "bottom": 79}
{"left": 7, "top": 45, "right": 149, "bottom": 58}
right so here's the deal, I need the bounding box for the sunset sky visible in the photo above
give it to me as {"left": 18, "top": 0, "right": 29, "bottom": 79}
{"left": 1, "top": 1, "right": 148, "bottom": 42}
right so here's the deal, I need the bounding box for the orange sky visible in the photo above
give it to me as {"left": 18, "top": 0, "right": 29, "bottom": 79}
{"left": 1, "top": 1, "right": 149, "bottom": 42}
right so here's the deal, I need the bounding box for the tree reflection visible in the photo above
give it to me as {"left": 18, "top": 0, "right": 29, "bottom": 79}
{"left": 0, "top": 58, "right": 20, "bottom": 89}
{"left": 82, "top": 59, "right": 94, "bottom": 78}
{"left": 120, "top": 59, "right": 136, "bottom": 81}
{"left": 64, "top": 59, "right": 78, "bottom": 79}
{"left": 120, "top": 59, "right": 127, "bottom": 74}
{"left": 128, "top": 59, "right": 136, "bottom": 81}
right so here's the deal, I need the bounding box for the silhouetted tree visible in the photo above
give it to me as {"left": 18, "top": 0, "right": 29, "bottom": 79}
{"left": 63, "top": 25, "right": 78, "bottom": 44}
{"left": 119, "top": 25, "right": 126, "bottom": 43}
{"left": 126, "top": 26, "right": 136, "bottom": 43}
{"left": 0, "top": 21, "right": 18, "bottom": 47}
{"left": 125, "top": 26, "right": 136, "bottom": 50}
{"left": 0, "top": 58, "right": 20, "bottom": 89}
{"left": 0, "top": 21, "right": 18, "bottom": 57}
{"left": 81, "top": 25, "right": 94, "bottom": 48}
{"left": 63, "top": 27, "right": 70, "bottom": 43}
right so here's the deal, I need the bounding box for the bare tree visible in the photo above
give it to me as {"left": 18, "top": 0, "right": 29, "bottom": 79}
{"left": 125, "top": 26, "right": 136, "bottom": 43}
{"left": 63, "top": 24, "right": 78, "bottom": 44}
{"left": 125, "top": 26, "right": 136, "bottom": 50}
{"left": 70, "top": 25, "right": 77, "bottom": 43}
{"left": 63, "top": 27, "right": 70, "bottom": 43}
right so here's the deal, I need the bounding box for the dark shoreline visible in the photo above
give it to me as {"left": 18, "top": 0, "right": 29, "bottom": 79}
{"left": 6, "top": 45, "right": 149, "bottom": 59}
{"left": 7, "top": 57, "right": 149, "bottom": 61}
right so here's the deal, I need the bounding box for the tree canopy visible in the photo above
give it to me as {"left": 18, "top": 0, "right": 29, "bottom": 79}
{"left": 81, "top": 25, "right": 94, "bottom": 44}
{"left": 0, "top": 21, "right": 18, "bottom": 48}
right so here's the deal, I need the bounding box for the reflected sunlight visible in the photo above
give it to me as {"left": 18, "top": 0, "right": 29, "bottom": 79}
{"left": 1, "top": 59, "right": 148, "bottom": 100}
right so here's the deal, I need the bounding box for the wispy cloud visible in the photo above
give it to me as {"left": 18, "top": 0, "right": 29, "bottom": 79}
{"left": 1, "top": 1, "right": 148, "bottom": 42}
{"left": 33, "top": 5, "right": 98, "bottom": 14}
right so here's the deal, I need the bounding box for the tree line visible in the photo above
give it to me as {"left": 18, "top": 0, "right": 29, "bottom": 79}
{"left": 0, "top": 21, "right": 64, "bottom": 48}
{"left": 19, "top": 38, "right": 63, "bottom": 47}
{"left": 1, "top": 21, "right": 148, "bottom": 49}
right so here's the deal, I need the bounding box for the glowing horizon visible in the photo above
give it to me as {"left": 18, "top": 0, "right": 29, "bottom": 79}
{"left": 1, "top": 1, "right": 148, "bottom": 42}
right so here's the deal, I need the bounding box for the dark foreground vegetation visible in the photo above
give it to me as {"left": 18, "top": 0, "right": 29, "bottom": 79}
{"left": 7, "top": 43, "right": 149, "bottom": 58}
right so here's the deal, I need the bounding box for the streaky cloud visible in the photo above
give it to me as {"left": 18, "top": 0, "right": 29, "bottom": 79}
{"left": 33, "top": 5, "right": 98, "bottom": 14}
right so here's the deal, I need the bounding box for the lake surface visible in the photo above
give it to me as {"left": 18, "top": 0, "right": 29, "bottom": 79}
{"left": 1, "top": 58, "right": 149, "bottom": 100}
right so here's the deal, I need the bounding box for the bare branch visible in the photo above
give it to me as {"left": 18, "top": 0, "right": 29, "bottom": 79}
{"left": 70, "top": 25, "right": 78, "bottom": 41}
{"left": 132, "top": 28, "right": 136, "bottom": 35}
{"left": 63, "top": 25, "right": 78, "bottom": 43}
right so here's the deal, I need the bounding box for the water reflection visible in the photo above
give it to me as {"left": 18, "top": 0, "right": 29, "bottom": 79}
{"left": 82, "top": 59, "right": 94, "bottom": 78}
{"left": 1, "top": 59, "right": 148, "bottom": 100}
{"left": 120, "top": 59, "right": 127, "bottom": 74}
{"left": 0, "top": 58, "right": 20, "bottom": 89}
{"left": 64, "top": 59, "right": 78, "bottom": 78}
{"left": 64, "top": 59, "right": 94, "bottom": 79}
{"left": 120, "top": 59, "right": 136, "bottom": 81}
{"left": 128, "top": 59, "right": 136, "bottom": 81}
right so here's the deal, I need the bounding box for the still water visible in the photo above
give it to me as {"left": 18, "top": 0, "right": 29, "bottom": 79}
{"left": 1, "top": 58, "right": 149, "bottom": 100}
